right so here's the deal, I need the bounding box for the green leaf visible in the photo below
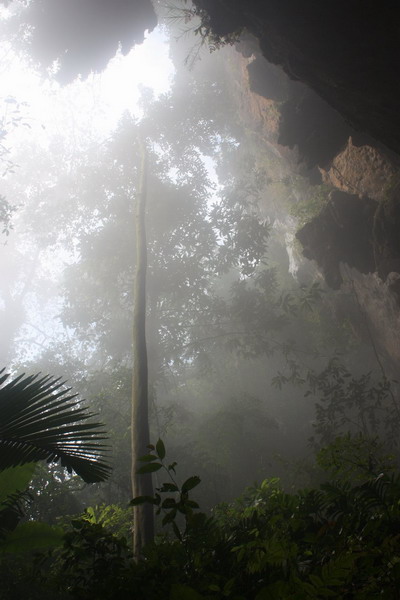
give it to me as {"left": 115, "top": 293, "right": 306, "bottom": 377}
{"left": 171, "top": 521, "right": 182, "bottom": 541}
{"left": 169, "top": 584, "right": 204, "bottom": 600}
{"left": 184, "top": 499, "right": 199, "bottom": 509}
{"left": 159, "top": 482, "right": 179, "bottom": 493}
{"left": 156, "top": 439, "right": 166, "bottom": 460}
{"left": 130, "top": 495, "right": 158, "bottom": 506}
{"left": 301, "top": 582, "right": 317, "bottom": 595}
{"left": 255, "top": 581, "right": 292, "bottom": 599}
{"left": 223, "top": 579, "right": 235, "bottom": 595}
{"left": 309, "top": 574, "right": 323, "bottom": 589}
{"left": 161, "top": 498, "right": 177, "bottom": 509}
{"left": 182, "top": 476, "right": 201, "bottom": 492}
{"left": 0, "top": 522, "right": 63, "bottom": 554}
{"left": 162, "top": 510, "right": 177, "bottom": 525}
{"left": 0, "top": 464, "right": 36, "bottom": 506}
{"left": 137, "top": 462, "right": 162, "bottom": 474}
{"left": 138, "top": 454, "right": 158, "bottom": 462}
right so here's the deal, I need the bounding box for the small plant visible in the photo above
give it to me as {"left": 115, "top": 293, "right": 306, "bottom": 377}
{"left": 81, "top": 504, "right": 132, "bottom": 539}
{"left": 130, "top": 439, "right": 202, "bottom": 541}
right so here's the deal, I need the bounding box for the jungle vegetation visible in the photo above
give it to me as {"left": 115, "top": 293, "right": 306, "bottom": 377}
{"left": 0, "top": 2, "right": 399, "bottom": 598}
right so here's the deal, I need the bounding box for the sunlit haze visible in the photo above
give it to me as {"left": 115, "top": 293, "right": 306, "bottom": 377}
{"left": 1, "top": 25, "right": 175, "bottom": 363}
{"left": 1, "top": 26, "right": 174, "bottom": 147}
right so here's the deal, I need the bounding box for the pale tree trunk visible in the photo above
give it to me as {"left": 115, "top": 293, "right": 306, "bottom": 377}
{"left": 131, "top": 138, "right": 154, "bottom": 558}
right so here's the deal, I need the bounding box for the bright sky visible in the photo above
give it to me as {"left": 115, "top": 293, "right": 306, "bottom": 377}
{"left": 1, "top": 25, "right": 175, "bottom": 149}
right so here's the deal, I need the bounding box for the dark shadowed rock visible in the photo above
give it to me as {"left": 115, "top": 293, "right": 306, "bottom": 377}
{"left": 297, "top": 184, "right": 400, "bottom": 292}
{"left": 247, "top": 58, "right": 288, "bottom": 102}
{"left": 296, "top": 191, "right": 377, "bottom": 289}
{"left": 373, "top": 178, "right": 400, "bottom": 281}
{"left": 278, "top": 88, "right": 352, "bottom": 169}
{"left": 193, "top": 0, "right": 400, "bottom": 156}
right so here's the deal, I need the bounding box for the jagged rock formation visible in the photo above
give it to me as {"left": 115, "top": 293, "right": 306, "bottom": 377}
{"left": 230, "top": 37, "right": 400, "bottom": 283}
{"left": 296, "top": 181, "right": 400, "bottom": 288}
{"left": 234, "top": 40, "right": 388, "bottom": 180}
{"left": 224, "top": 36, "right": 400, "bottom": 366}
{"left": 373, "top": 179, "right": 400, "bottom": 282}
{"left": 277, "top": 87, "right": 352, "bottom": 171}
{"left": 296, "top": 191, "right": 377, "bottom": 289}
{"left": 340, "top": 268, "right": 400, "bottom": 371}
{"left": 193, "top": 0, "right": 400, "bottom": 156}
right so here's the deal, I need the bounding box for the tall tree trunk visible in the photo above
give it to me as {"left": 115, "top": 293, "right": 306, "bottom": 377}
{"left": 131, "top": 139, "right": 154, "bottom": 558}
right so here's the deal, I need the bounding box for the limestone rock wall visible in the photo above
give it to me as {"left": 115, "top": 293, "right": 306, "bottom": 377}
{"left": 230, "top": 42, "right": 400, "bottom": 369}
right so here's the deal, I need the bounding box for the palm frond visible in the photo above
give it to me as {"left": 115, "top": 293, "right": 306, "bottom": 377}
{"left": 0, "top": 369, "right": 111, "bottom": 483}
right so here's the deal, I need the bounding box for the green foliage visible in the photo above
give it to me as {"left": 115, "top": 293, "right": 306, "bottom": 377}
{"left": 0, "top": 521, "right": 63, "bottom": 554}
{"left": 0, "top": 464, "right": 35, "bottom": 505}
{"left": 270, "top": 353, "right": 400, "bottom": 458}
{"left": 0, "top": 464, "right": 35, "bottom": 539}
{"left": 305, "top": 358, "right": 399, "bottom": 447}
{"left": 278, "top": 281, "right": 326, "bottom": 317}
{"left": 6, "top": 439, "right": 400, "bottom": 598}
{"left": 166, "top": 2, "right": 242, "bottom": 68}
{"left": 80, "top": 504, "right": 132, "bottom": 539}
{"left": 0, "top": 464, "right": 64, "bottom": 560}
{"left": 169, "top": 584, "right": 204, "bottom": 600}
{"left": 52, "top": 518, "right": 133, "bottom": 600}
{"left": 317, "top": 433, "right": 396, "bottom": 482}
{"left": 0, "top": 369, "right": 113, "bottom": 573}
{"left": 25, "top": 463, "right": 83, "bottom": 524}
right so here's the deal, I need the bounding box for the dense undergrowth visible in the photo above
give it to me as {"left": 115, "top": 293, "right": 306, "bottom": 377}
{"left": 2, "top": 437, "right": 400, "bottom": 600}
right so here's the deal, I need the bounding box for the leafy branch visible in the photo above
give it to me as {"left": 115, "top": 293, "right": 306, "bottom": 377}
{"left": 131, "top": 439, "right": 201, "bottom": 541}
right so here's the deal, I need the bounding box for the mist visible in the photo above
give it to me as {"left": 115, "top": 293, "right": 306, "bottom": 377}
{"left": 1, "top": 2, "right": 400, "bottom": 596}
